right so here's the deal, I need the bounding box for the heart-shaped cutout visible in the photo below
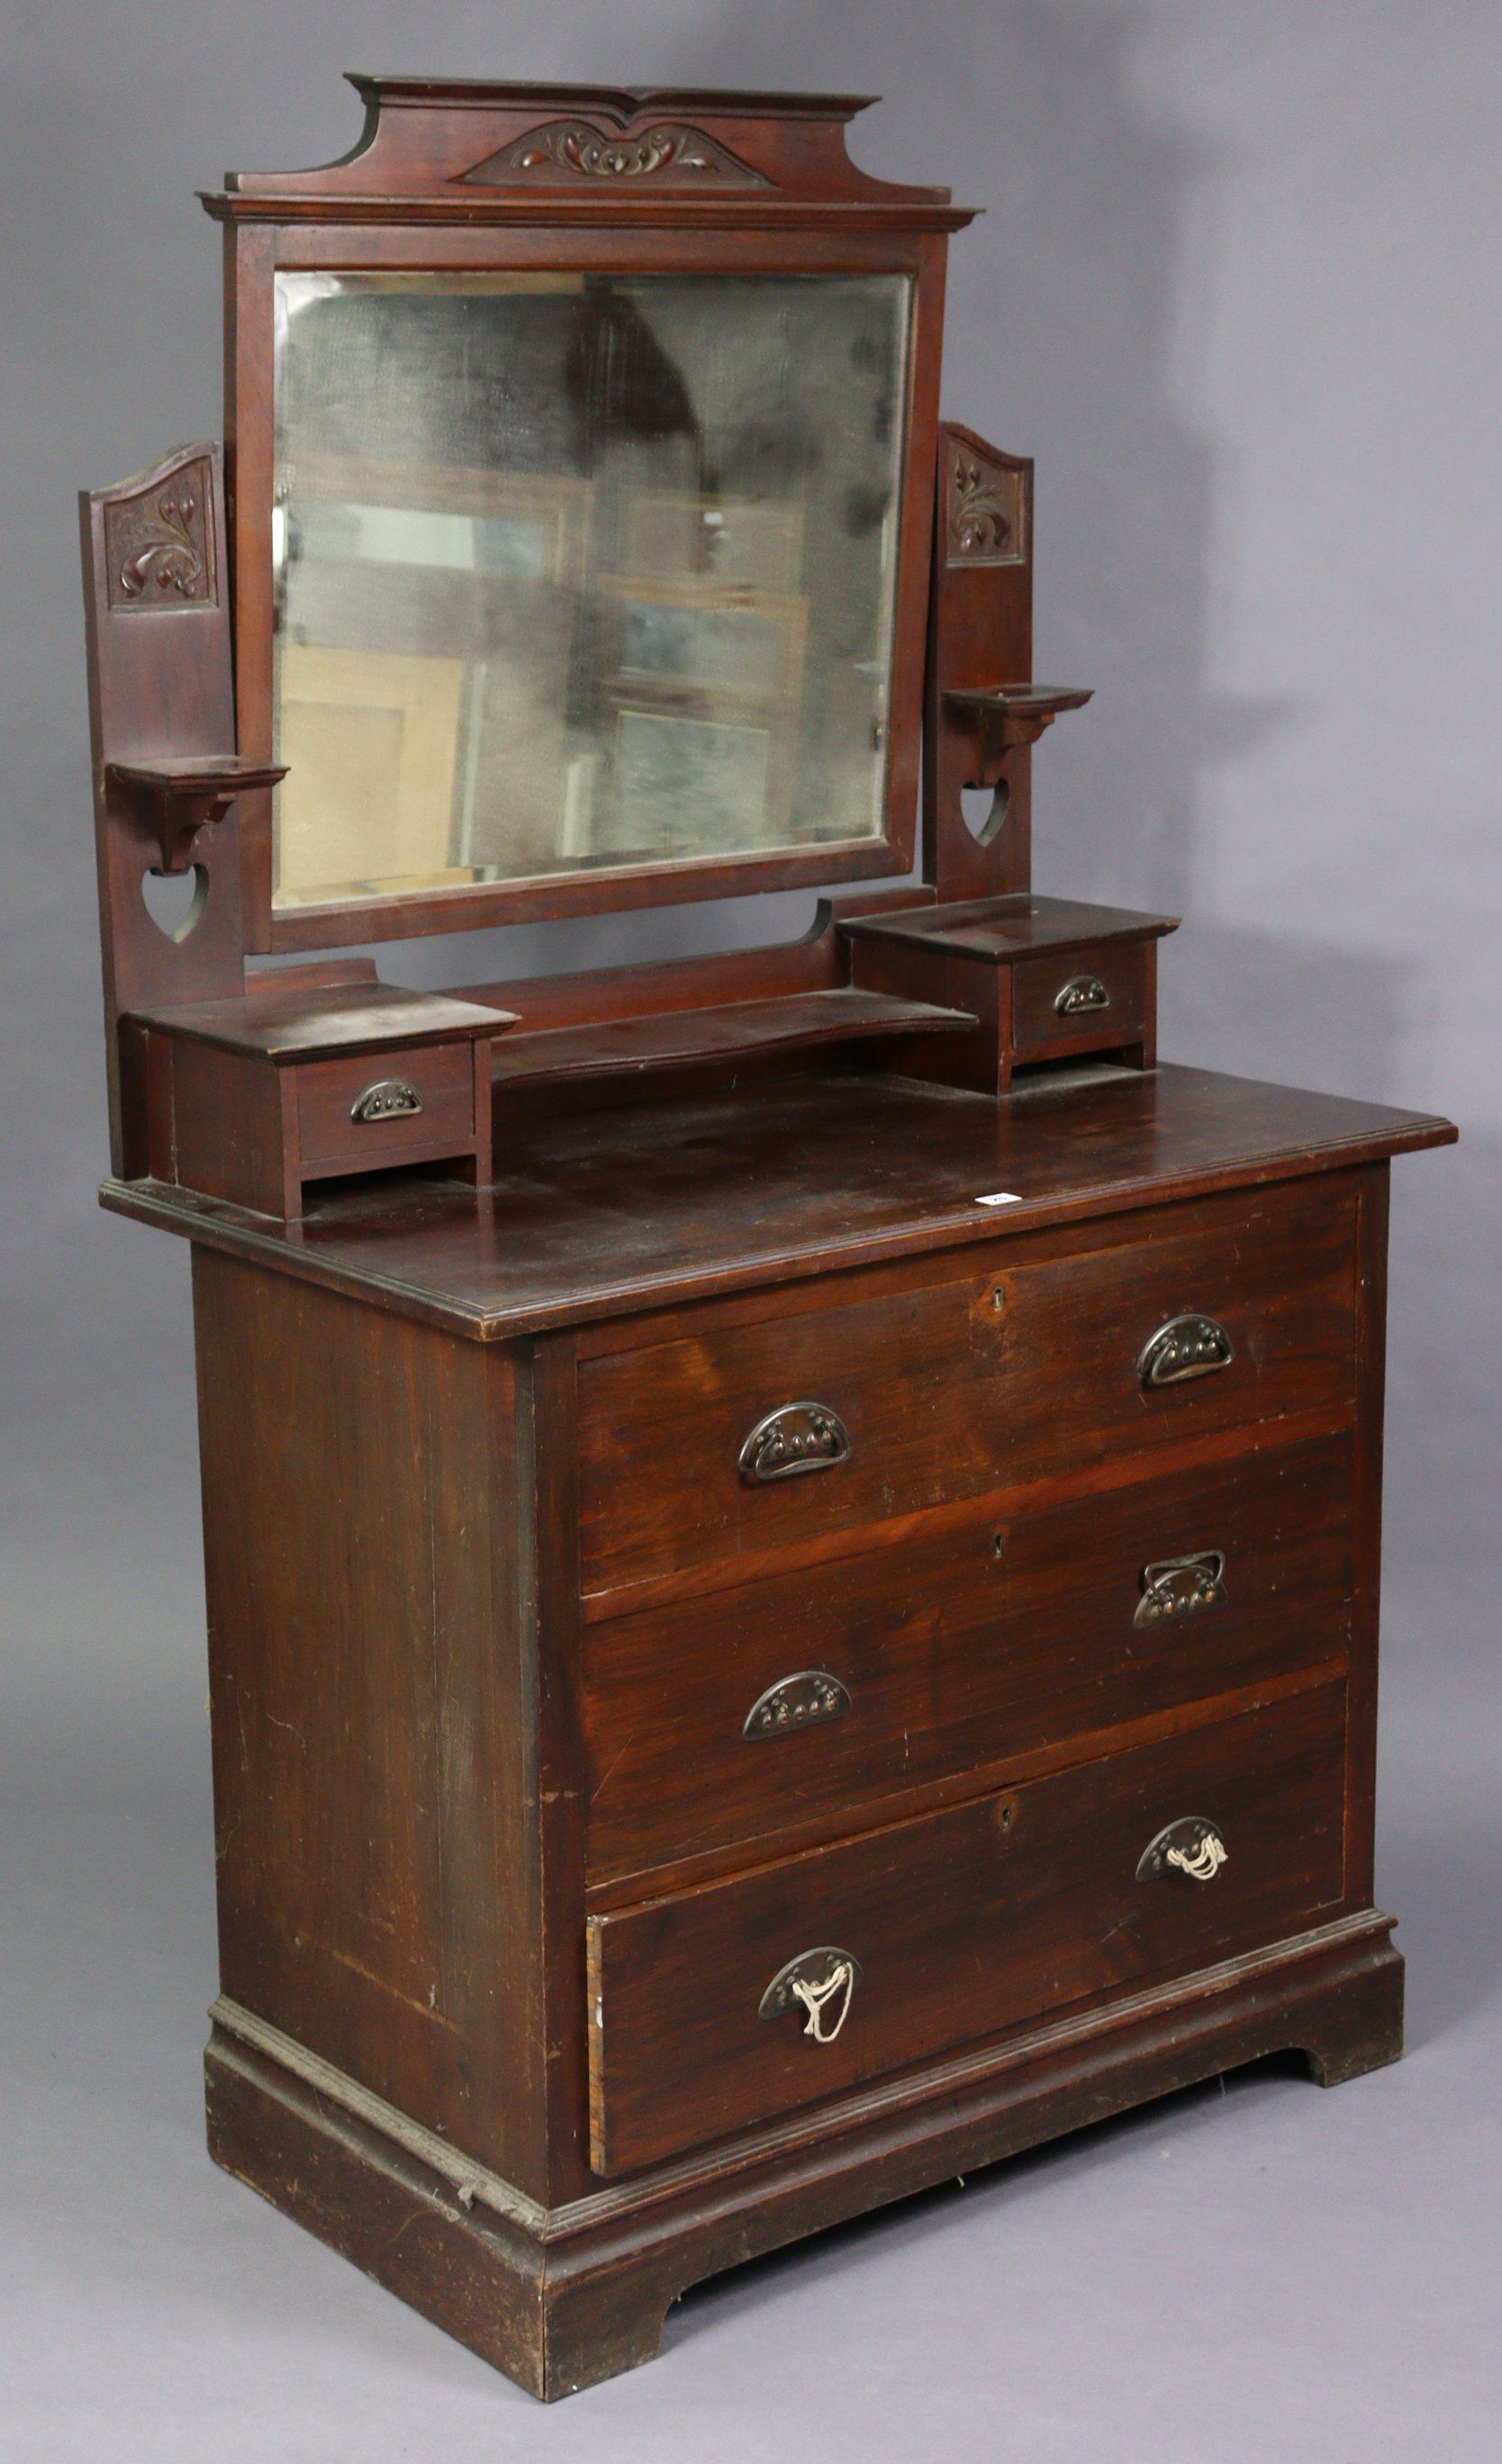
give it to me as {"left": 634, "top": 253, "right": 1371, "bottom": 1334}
{"left": 960, "top": 781, "right": 1009, "bottom": 846}
{"left": 141, "top": 863, "right": 209, "bottom": 942}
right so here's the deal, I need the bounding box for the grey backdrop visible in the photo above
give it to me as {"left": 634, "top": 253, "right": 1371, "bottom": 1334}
{"left": 3, "top": 2, "right": 1497, "bottom": 2456}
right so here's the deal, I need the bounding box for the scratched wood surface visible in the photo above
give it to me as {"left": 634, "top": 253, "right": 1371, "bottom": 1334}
{"left": 101, "top": 1061, "right": 1456, "bottom": 1339}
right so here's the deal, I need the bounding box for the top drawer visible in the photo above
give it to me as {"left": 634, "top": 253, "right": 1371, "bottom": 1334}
{"left": 577, "top": 1180, "right": 1360, "bottom": 1597}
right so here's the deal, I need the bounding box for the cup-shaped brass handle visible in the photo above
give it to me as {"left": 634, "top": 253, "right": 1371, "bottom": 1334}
{"left": 350, "top": 1079, "right": 423, "bottom": 1124}
{"left": 1054, "top": 974, "right": 1110, "bottom": 1016}
{"left": 743, "top": 1671, "right": 852, "bottom": 1740}
{"left": 1134, "top": 1550, "right": 1227, "bottom": 1629}
{"left": 1137, "top": 1314, "right": 1235, "bottom": 1387}
{"left": 738, "top": 1402, "right": 850, "bottom": 1484}
{"left": 1136, "top": 1816, "right": 1229, "bottom": 1883}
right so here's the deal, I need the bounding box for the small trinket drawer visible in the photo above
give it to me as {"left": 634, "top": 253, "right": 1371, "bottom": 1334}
{"left": 128, "top": 980, "right": 514, "bottom": 1220}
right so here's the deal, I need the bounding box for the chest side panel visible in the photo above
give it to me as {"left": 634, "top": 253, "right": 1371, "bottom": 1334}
{"left": 193, "top": 1248, "right": 540, "bottom": 2188}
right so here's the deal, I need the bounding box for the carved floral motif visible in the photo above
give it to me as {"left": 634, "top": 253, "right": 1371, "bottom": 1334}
{"left": 104, "top": 462, "right": 216, "bottom": 610}
{"left": 466, "top": 120, "right": 767, "bottom": 186}
{"left": 946, "top": 441, "right": 1027, "bottom": 566}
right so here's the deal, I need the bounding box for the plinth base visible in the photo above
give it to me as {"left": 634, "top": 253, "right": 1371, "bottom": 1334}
{"left": 204, "top": 1909, "right": 1402, "bottom": 2402}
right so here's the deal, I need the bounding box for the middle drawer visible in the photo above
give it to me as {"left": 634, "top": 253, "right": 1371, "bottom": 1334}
{"left": 584, "top": 1428, "right": 1353, "bottom": 1885}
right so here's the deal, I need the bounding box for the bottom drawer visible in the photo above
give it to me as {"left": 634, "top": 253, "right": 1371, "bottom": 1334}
{"left": 586, "top": 1680, "right": 1347, "bottom": 2176}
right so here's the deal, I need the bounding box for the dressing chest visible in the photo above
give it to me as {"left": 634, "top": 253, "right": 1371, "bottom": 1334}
{"left": 84, "top": 80, "right": 1454, "bottom": 2399}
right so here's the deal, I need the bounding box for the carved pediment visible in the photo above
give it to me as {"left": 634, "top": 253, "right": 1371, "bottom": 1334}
{"left": 462, "top": 119, "right": 769, "bottom": 187}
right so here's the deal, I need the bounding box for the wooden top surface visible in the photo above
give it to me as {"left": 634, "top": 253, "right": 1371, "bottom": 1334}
{"left": 100, "top": 1061, "right": 1456, "bottom": 1341}
{"left": 130, "top": 976, "right": 517, "bottom": 1061}
{"left": 838, "top": 893, "right": 1180, "bottom": 964}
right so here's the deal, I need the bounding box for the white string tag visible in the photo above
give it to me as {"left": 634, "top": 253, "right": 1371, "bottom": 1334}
{"left": 789, "top": 1960, "right": 855, "bottom": 2043}
{"left": 1166, "top": 1834, "right": 1227, "bottom": 1881}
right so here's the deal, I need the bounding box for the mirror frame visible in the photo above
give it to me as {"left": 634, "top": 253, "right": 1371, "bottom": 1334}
{"left": 205, "top": 82, "right": 973, "bottom": 952}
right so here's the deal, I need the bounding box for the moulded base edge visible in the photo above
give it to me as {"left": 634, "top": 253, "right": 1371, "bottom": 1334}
{"left": 204, "top": 1907, "right": 1402, "bottom": 2403}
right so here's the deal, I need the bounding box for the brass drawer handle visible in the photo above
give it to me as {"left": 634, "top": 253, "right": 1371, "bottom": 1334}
{"left": 744, "top": 1670, "right": 851, "bottom": 1740}
{"left": 1054, "top": 974, "right": 1110, "bottom": 1016}
{"left": 1137, "top": 1313, "right": 1235, "bottom": 1387}
{"left": 1135, "top": 1550, "right": 1226, "bottom": 1629}
{"left": 759, "top": 1946, "right": 863, "bottom": 2043}
{"left": 1136, "top": 1816, "right": 1229, "bottom": 1884}
{"left": 738, "top": 1402, "right": 851, "bottom": 1484}
{"left": 350, "top": 1079, "right": 424, "bottom": 1125}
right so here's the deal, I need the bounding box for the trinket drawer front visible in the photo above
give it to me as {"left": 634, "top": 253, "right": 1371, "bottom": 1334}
{"left": 1008, "top": 939, "right": 1152, "bottom": 1062}
{"left": 192, "top": 1159, "right": 1388, "bottom": 2225}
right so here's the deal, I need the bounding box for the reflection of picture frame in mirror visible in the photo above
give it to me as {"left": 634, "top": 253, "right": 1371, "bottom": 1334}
{"left": 605, "top": 578, "right": 808, "bottom": 698}
{"left": 591, "top": 576, "right": 808, "bottom": 856}
{"left": 612, "top": 711, "right": 776, "bottom": 856}
{"left": 620, "top": 492, "right": 805, "bottom": 593}
{"left": 281, "top": 456, "right": 592, "bottom": 585}
{"left": 274, "top": 467, "right": 595, "bottom": 899}
{"left": 275, "top": 643, "right": 467, "bottom": 904}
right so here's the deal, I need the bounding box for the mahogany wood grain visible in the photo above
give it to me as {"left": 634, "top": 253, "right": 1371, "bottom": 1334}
{"left": 845, "top": 934, "right": 1011, "bottom": 1092}
{"left": 143, "top": 1026, "right": 492, "bottom": 1218}
{"left": 844, "top": 893, "right": 1174, "bottom": 1090}
{"left": 195, "top": 1251, "right": 553, "bottom": 2197}
{"left": 297, "top": 1041, "right": 475, "bottom": 1171}
{"left": 223, "top": 222, "right": 276, "bottom": 942}
{"left": 79, "top": 442, "right": 243, "bottom": 1175}
{"left": 471, "top": 1038, "right": 493, "bottom": 1191}
{"left": 582, "top": 1428, "right": 1355, "bottom": 1885}
{"left": 213, "top": 81, "right": 972, "bottom": 215}
{"left": 576, "top": 1175, "right": 1362, "bottom": 1593}
{"left": 586, "top": 1664, "right": 1347, "bottom": 1912}
{"left": 131, "top": 982, "right": 507, "bottom": 1216}
{"left": 1009, "top": 941, "right": 1149, "bottom": 1062}
{"left": 841, "top": 892, "right": 1178, "bottom": 961}
{"left": 489, "top": 990, "right": 977, "bottom": 1092}
{"left": 577, "top": 1401, "right": 1352, "bottom": 1623}
{"left": 924, "top": 424, "right": 1036, "bottom": 902}
{"left": 1344, "top": 1166, "right": 1390, "bottom": 1907}
{"left": 135, "top": 975, "right": 513, "bottom": 1058}
{"left": 147, "top": 1034, "right": 294, "bottom": 1217}
{"left": 100, "top": 1067, "right": 1456, "bottom": 1343}
{"left": 586, "top": 1681, "right": 1350, "bottom": 2174}
{"left": 522, "top": 1335, "right": 599, "bottom": 2206}
{"left": 205, "top": 1907, "right": 1403, "bottom": 2397}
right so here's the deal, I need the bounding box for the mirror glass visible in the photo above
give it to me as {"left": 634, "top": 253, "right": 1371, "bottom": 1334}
{"left": 271, "top": 270, "right": 913, "bottom": 910}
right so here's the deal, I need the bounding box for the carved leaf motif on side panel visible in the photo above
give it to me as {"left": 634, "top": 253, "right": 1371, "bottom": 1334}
{"left": 946, "top": 440, "right": 1027, "bottom": 567}
{"left": 463, "top": 121, "right": 769, "bottom": 186}
{"left": 104, "top": 460, "right": 217, "bottom": 611}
